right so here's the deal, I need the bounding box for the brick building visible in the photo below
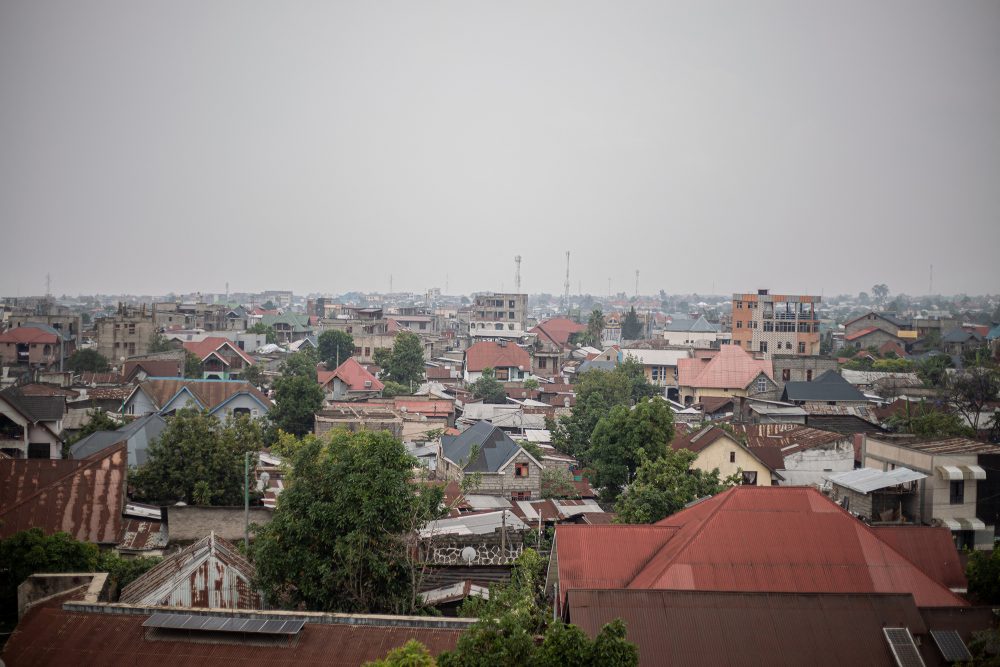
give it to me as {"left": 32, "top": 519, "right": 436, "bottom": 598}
{"left": 731, "top": 289, "right": 821, "bottom": 357}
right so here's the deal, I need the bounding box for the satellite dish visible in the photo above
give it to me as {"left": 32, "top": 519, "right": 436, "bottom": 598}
{"left": 461, "top": 546, "right": 476, "bottom": 564}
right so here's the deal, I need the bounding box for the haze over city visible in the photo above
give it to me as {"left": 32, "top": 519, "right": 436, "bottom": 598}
{"left": 2, "top": 1, "right": 999, "bottom": 297}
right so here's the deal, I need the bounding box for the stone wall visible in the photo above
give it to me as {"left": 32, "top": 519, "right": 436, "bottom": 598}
{"left": 166, "top": 505, "right": 273, "bottom": 544}
{"left": 423, "top": 530, "right": 525, "bottom": 565}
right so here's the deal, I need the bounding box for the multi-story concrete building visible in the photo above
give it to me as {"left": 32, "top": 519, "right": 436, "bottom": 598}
{"left": 731, "top": 289, "right": 821, "bottom": 358}
{"left": 95, "top": 304, "right": 155, "bottom": 362}
{"left": 469, "top": 293, "right": 528, "bottom": 339}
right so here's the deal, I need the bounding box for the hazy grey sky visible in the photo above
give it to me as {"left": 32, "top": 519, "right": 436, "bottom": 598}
{"left": 1, "top": 1, "right": 998, "bottom": 298}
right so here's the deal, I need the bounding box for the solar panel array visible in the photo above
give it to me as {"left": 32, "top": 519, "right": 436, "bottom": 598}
{"left": 930, "top": 629, "right": 973, "bottom": 663}
{"left": 143, "top": 613, "right": 304, "bottom": 636}
{"left": 883, "top": 628, "right": 926, "bottom": 667}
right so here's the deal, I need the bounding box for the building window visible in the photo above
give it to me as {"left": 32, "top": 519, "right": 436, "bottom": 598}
{"left": 736, "top": 301, "right": 743, "bottom": 309}
{"left": 756, "top": 377, "right": 767, "bottom": 393}
{"left": 538, "top": 357, "right": 547, "bottom": 369}
{"left": 514, "top": 462, "right": 529, "bottom": 477}
{"left": 233, "top": 407, "right": 251, "bottom": 418}
{"left": 950, "top": 480, "right": 964, "bottom": 504}
{"left": 729, "top": 451, "right": 736, "bottom": 463}
{"left": 512, "top": 491, "right": 531, "bottom": 500}
{"left": 759, "top": 341, "right": 768, "bottom": 353}
{"left": 736, "top": 321, "right": 742, "bottom": 329}
{"left": 782, "top": 369, "right": 791, "bottom": 381}
{"left": 798, "top": 341, "right": 806, "bottom": 354}
{"left": 806, "top": 370, "right": 813, "bottom": 381}
{"left": 741, "top": 471, "right": 758, "bottom": 485}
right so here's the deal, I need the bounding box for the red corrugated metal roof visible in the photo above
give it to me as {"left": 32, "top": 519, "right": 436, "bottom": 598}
{"left": 183, "top": 337, "right": 255, "bottom": 366}
{"left": 556, "top": 487, "right": 967, "bottom": 609}
{"left": 846, "top": 326, "right": 881, "bottom": 341}
{"left": 0, "top": 325, "right": 59, "bottom": 344}
{"left": 676, "top": 344, "right": 772, "bottom": 390}
{"left": 0, "top": 443, "right": 125, "bottom": 544}
{"left": 567, "top": 589, "right": 926, "bottom": 667}
{"left": 317, "top": 357, "right": 384, "bottom": 393}
{"left": 871, "top": 526, "right": 968, "bottom": 591}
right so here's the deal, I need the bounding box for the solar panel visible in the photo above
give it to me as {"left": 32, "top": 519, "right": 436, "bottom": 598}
{"left": 884, "top": 628, "right": 926, "bottom": 667}
{"left": 143, "top": 613, "right": 304, "bottom": 636}
{"left": 930, "top": 630, "right": 972, "bottom": 663}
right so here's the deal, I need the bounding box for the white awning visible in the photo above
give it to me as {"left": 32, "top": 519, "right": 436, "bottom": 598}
{"left": 936, "top": 466, "right": 963, "bottom": 481}
{"left": 960, "top": 465, "right": 987, "bottom": 480}
{"left": 937, "top": 517, "right": 987, "bottom": 531}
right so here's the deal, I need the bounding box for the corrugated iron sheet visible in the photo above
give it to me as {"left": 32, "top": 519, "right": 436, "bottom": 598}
{"left": 871, "top": 526, "right": 967, "bottom": 590}
{"left": 118, "top": 519, "right": 168, "bottom": 552}
{"left": 567, "top": 589, "right": 927, "bottom": 667}
{"left": 120, "top": 533, "right": 262, "bottom": 609}
{"left": 3, "top": 601, "right": 464, "bottom": 666}
{"left": 0, "top": 443, "right": 125, "bottom": 543}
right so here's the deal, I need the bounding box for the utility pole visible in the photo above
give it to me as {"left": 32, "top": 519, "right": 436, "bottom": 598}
{"left": 563, "top": 251, "right": 571, "bottom": 313}
{"left": 514, "top": 255, "right": 522, "bottom": 292}
{"left": 635, "top": 270, "right": 639, "bottom": 299}
{"left": 244, "top": 452, "right": 250, "bottom": 551}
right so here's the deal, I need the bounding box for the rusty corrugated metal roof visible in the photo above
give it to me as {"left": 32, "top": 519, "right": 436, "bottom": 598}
{"left": 567, "top": 589, "right": 928, "bottom": 667}
{"left": 2, "top": 597, "right": 466, "bottom": 666}
{"left": 0, "top": 443, "right": 125, "bottom": 544}
{"left": 120, "top": 533, "right": 261, "bottom": 609}
{"left": 871, "top": 526, "right": 968, "bottom": 591}
{"left": 117, "top": 519, "right": 168, "bottom": 552}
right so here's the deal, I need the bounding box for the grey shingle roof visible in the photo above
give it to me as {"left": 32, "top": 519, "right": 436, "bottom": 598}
{"left": 70, "top": 413, "right": 166, "bottom": 466}
{"left": 781, "top": 370, "right": 867, "bottom": 402}
{"left": 441, "top": 420, "right": 521, "bottom": 473}
{"left": 665, "top": 316, "right": 719, "bottom": 333}
{"left": 0, "top": 387, "right": 66, "bottom": 422}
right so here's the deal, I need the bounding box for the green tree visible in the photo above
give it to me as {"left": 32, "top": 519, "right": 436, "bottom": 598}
{"left": 523, "top": 377, "right": 540, "bottom": 391}
{"left": 917, "top": 353, "right": 952, "bottom": 388}
{"left": 468, "top": 368, "right": 507, "bottom": 404}
{"left": 247, "top": 322, "right": 278, "bottom": 344}
{"left": 318, "top": 330, "right": 356, "bottom": 370}
{"left": 183, "top": 351, "right": 203, "bottom": 378}
{"left": 381, "top": 380, "right": 410, "bottom": 398}
{"left": 148, "top": 332, "right": 174, "bottom": 353}
{"left": 67, "top": 348, "right": 110, "bottom": 373}
{"left": 541, "top": 467, "right": 578, "bottom": 499}
{"left": 886, "top": 402, "right": 974, "bottom": 438}
{"left": 1, "top": 529, "right": 98, "bottom": 624}
{"left": 871, "top": 283, "right": 890, "bottom": 308}
{"left": 366, "top": 640, "right": 438, "bottom": 667}
{"left": 438, "top": 550, "right": 637, "bottom": 667}
{"left": 950, "top": 363, "right": 1000, "bottom": 432}
{"left": 966, "top": 547, "right": 1000, "bottom": 604}
{"left": 241, "top": 363, "right": 265, "bottom": 387}
{"left": 64, "top": 408, "right": 121, "bottom": 452}
{"left": 615, "top": 448, "right": 739, "bottom": 524}
{"left": 253, "top": 430, "right": 445, "bottom": 614}
{"left": 588, "top": 396, "right": 675, "bottom": 503}
{"left": 130, "top": 409, "right": 263, "bottom": 505}
{"left": 269, "top": 373, "right": 325, "bottom": 437}
{"left": 281, "top": 348, "right": 320, "bottom": 378}
{"left": 621, "top": 307, "right": 642, "bottom": 340}
{"left": 379, "top": 332, "right": 426, "bottom": 387}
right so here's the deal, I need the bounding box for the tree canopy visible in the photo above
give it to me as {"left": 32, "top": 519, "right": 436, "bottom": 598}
{"left": 247, "top": 322, "right": 278, "bottom": 344}
{"left": 280, "top": 348, "right": 320, "bottom": 378}
{"left": 615, "top": 448, "right": 739, "bottom": 524}
{"left": 68, "top": 348, "right": 109, "bottom": 373}
{"left": 253, "top": 429, "right": 444, "bottom": 614}
{"left": 468, "top": 368, "right": 506, "bottom": 404}
{"left": 587, "top": 396, "right": 675, "bottom": 503}
{"left": 376, "top": 332, "right": 426, "bottom": 387}
{"left": 130, "top": 409, "right": 263, "bottom": 505}
{"left": 269, "top": 373, "right": 325, "bottom": 437}
{"left": 318, "top": 330, "right": 356, "bottom": 370}
{"left": 621, "top": 307, "right": 643, "bottom": 340}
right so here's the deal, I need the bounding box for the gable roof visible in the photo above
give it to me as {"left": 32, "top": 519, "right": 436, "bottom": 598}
{"left": 676, "top": 344, "right": 772, "bottom": 390}
{"left": 870, "top": 526, "right": 967, "bottom": 591}
{"left": 845, "top": 326, "right": 884, "bottom": 342}
{"left": 669, "top": 426, "right": 785, "bottom": 474}
{"left": 130, "top": 379, "right": 270, "bottom": 413}
{"left": 0, "top": 443, "right": 125, "bottom": 543}
{"left": 555, "top": 486, "right": 967, "bottom": 609}
{"left": 464, "top": 341, "right": 531, "bottom": 373}
{"left": 69, "top": 413, "right": 167, "bottom": 467}
{"left": 441, "top": 420, "right": 527, "bottom": 473}
{"left": 530, "top": 318, "right": 586, "bottom": 347}
{"left": 782, "top": 370, "right": 867, "bottom": 402}
{"left": 0, "top": 386, "right": 66, "bottom": 423}
{"left": 664, "top": 315, "right": 719, "bottom": 333}
{"left": 942, "top": 327, "right": 984, "bottom": 344}
{"left": 317, "top": 357, "right": 384, "bottom": 393}
{"left": 182, "top": 337, "right": 254, "bottom": 365}
{"left": 845, "top": 311, "right": 910, "bottom": 329}
{"left": 120, "top": 532, "right": 262, "bottom": 609}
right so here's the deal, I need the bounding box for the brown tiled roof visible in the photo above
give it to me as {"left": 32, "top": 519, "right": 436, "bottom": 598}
{"left": 530, "top": 318, "right": 586, "bottom": 347}
{"left": 122, "top": 358, "right": 183, "bottom": 381}
{"left": 0, "top": 443, "right": 125, "bottom": 544}
{"left": 735, "top": 424, "right": 848, "bottom": 455}
{"left": 182, "top": 337, "right": 254, "bottom": 366}
{"left": 17, "top": 383, "right": 81, "bottom": 399}
{"left": 87, "top": 386, "right": 133, "bottom": 401}
{"left": 464, "top": 341, "right": 531, "bottom": 373}
{"left": 135, "top": 379, "right": 270, "bottom": 411}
